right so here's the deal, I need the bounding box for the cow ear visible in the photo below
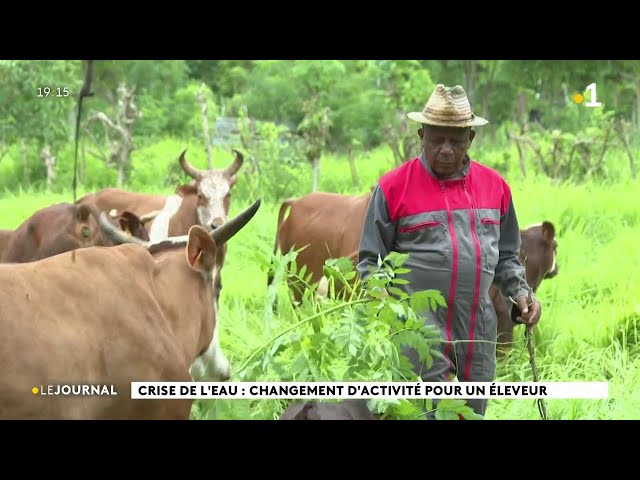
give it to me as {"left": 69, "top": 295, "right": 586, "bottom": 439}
{"left": 176, "top": 184, "right": 198, "bottom": 197}
{"left": 186, "top": 226, "right": 217, "bottom": 271}
{"left": 118, "top": 217, "right": 132, "bottom": 234}
{"left": 542, "top": 221, "right": 555, "bottom": 242}
{"left": 75, "top": 204, "right": 91, "bottom": 222}
{"left": 118, "top": 211, "right": 144, "bottom": 237}
{"left": 123, "top": 212, "right": 150, "bottom": 241}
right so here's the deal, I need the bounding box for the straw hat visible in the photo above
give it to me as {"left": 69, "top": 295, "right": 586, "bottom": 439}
{"left": 407, "top": 84, "right": 488, "bottom": 127}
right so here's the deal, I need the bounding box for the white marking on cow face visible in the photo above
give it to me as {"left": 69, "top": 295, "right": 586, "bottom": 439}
{"left": 190, "top": 326, "right": 231, "bottom": 382}
{"left": 189, "top": 275, "right": 231, "bottom": 382}
{"left": 545, "top": 238, "right": 559, "bottom": 279}
{"left": 197, "top": 174, "right": 231, "bottom": 230}
{"left": 149, "top": 195, "right": 184, "bottom": 243}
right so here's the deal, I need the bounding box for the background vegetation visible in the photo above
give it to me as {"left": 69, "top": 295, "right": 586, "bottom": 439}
{"left": 1, "top": 60, "right": 638, "bottom": 419}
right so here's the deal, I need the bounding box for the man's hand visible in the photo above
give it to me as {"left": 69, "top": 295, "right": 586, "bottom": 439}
{"left": 515, "top": 295, "right": 542, "bottom": 334}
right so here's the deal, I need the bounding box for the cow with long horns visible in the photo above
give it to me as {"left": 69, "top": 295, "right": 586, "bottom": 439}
{"left": 1, "top": 202, "right": 149, "bottom": 264}
{"left": 0, "top": 199, "right": 261, "bottom": 420}
{"left": 76, "top": 149, "right": 245, "bottom": 306}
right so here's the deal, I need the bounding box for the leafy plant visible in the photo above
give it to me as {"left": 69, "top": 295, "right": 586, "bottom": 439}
{"left": 200, "top": 249, "right": 479, "bottom": 420}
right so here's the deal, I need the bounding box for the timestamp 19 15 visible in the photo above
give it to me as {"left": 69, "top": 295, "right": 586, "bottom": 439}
{"left": 37, "top": 87, "right": 70, "bottom": 97}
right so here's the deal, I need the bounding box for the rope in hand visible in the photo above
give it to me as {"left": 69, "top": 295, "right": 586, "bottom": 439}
{"left": 510, "top": 287, "right": 548, "bottom": 420}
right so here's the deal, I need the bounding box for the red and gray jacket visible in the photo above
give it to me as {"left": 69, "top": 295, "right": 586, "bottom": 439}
{"left": 357, "top": 153, "right": 530, "bottom": 383}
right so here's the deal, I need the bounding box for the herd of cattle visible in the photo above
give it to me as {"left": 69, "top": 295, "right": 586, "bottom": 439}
{"left": 0, "top": 149, "right": 559, "bottom": 420}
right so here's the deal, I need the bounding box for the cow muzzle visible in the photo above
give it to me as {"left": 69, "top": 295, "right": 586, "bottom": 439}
{"left": 190, "top": 329, "right": 232, "bottom": 382}
{"left": 210, "top": 217, "right": 225, "bottom": 231}
{"left": 545, "top": 264, "right": 559, "bottom": 279}
{"left": 190, "top": 356, "right": 231, "bottom": 382}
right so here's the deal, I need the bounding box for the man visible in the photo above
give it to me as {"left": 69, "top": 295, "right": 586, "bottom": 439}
{"left": 357, "top": 84, "right": 541, "bottom": 418}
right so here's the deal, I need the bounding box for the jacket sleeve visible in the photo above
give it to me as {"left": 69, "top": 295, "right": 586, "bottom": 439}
{"left": 493, "top": 196, "right": 531, "bottom": 305}
{"left": 356, "top": 185, "right": 396, "bottom": 281}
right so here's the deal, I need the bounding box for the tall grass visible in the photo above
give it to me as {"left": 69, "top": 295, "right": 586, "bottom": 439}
{"left": 1, "top": 144, "right": 638, "bottom": 420}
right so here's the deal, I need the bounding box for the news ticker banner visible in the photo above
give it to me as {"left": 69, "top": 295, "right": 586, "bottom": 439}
{"left": 129, "top": 381, "right": 609, "bottom": 400}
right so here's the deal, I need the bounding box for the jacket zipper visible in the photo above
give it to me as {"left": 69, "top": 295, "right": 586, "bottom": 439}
{"left": 462, "top": 178, "right": 482, "bottom": 382}
{"left": 441, "top": 181, "right": 457, "bottom": 372}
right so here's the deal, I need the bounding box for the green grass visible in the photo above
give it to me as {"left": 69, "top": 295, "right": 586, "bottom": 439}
{"left": 2, "top": 146, "right": 639, "bottom": 420}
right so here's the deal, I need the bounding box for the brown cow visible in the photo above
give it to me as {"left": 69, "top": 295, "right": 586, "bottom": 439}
{"left": 0, "top": 202, "right": 149, "bottom": 264}
{"left": 270, "top": 192, "right": 559, "bottom": 346}
{"left": 493, "top": 221, "right": 559, "bottom": 350}
{"left": 269, "top": 191, "right": 372, "bottom": 301}
{"left": 76, "top": 149, "right": 244, "bottom": 305}
{"left": 0, "top": 229, "right": 12, "bottom": 260}
{"left": 76, "top": 149, "right": 243, "bottom": 235}
{"left": 0, "top": 199, "right": 261, "bottom": 420}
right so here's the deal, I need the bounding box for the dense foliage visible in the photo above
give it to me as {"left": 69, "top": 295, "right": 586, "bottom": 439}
{"left": 1, "top": 60, "right": 638, "bottom": 196}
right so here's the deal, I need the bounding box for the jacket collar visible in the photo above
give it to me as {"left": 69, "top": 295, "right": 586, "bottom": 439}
{"left": 419, "top": 151, "right": 471, "bottom": 181}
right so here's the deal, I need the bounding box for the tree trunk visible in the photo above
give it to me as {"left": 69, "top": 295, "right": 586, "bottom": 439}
{"left": 118, "top": 134, "right": 133, "bottom": 188}
{"left": 80, "top": 140, "right": 86, "bottom": 184}
{"left": 118, "top": 161, "right": 125, "bottom": 187}
{"left": 632, "top": 78, "right": 640, "bottom": 131}
{"left": 462, "top": 60, "right": 477, "bottom": 104}
{"left": 21, "top": 139, "right": 29, "bottom": 191}
{"left": 476, "top": 90, "right": 490, "bottom": 149}
{"left": 87, "top": 83, "right": 140, "bottom": 186}
{"left": 616, "top": 119, "right": 637, "bottom": 179}
{"left": 311, "top": 156, "right": 320, "bottom": 192}
{"left": 347, "top": 147, "right": 360, "bottom": 189}
{"left": 41, "top": 145, "right": 56, "bottom": 189}
{"left": 196, "top": 87, "right": 213, "bottom": 169}
{"left": 507, "top": 130, "right": 526, "bottom": 178}
{"left": 518, "top": 92, "right": 529, "bottom": 135}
